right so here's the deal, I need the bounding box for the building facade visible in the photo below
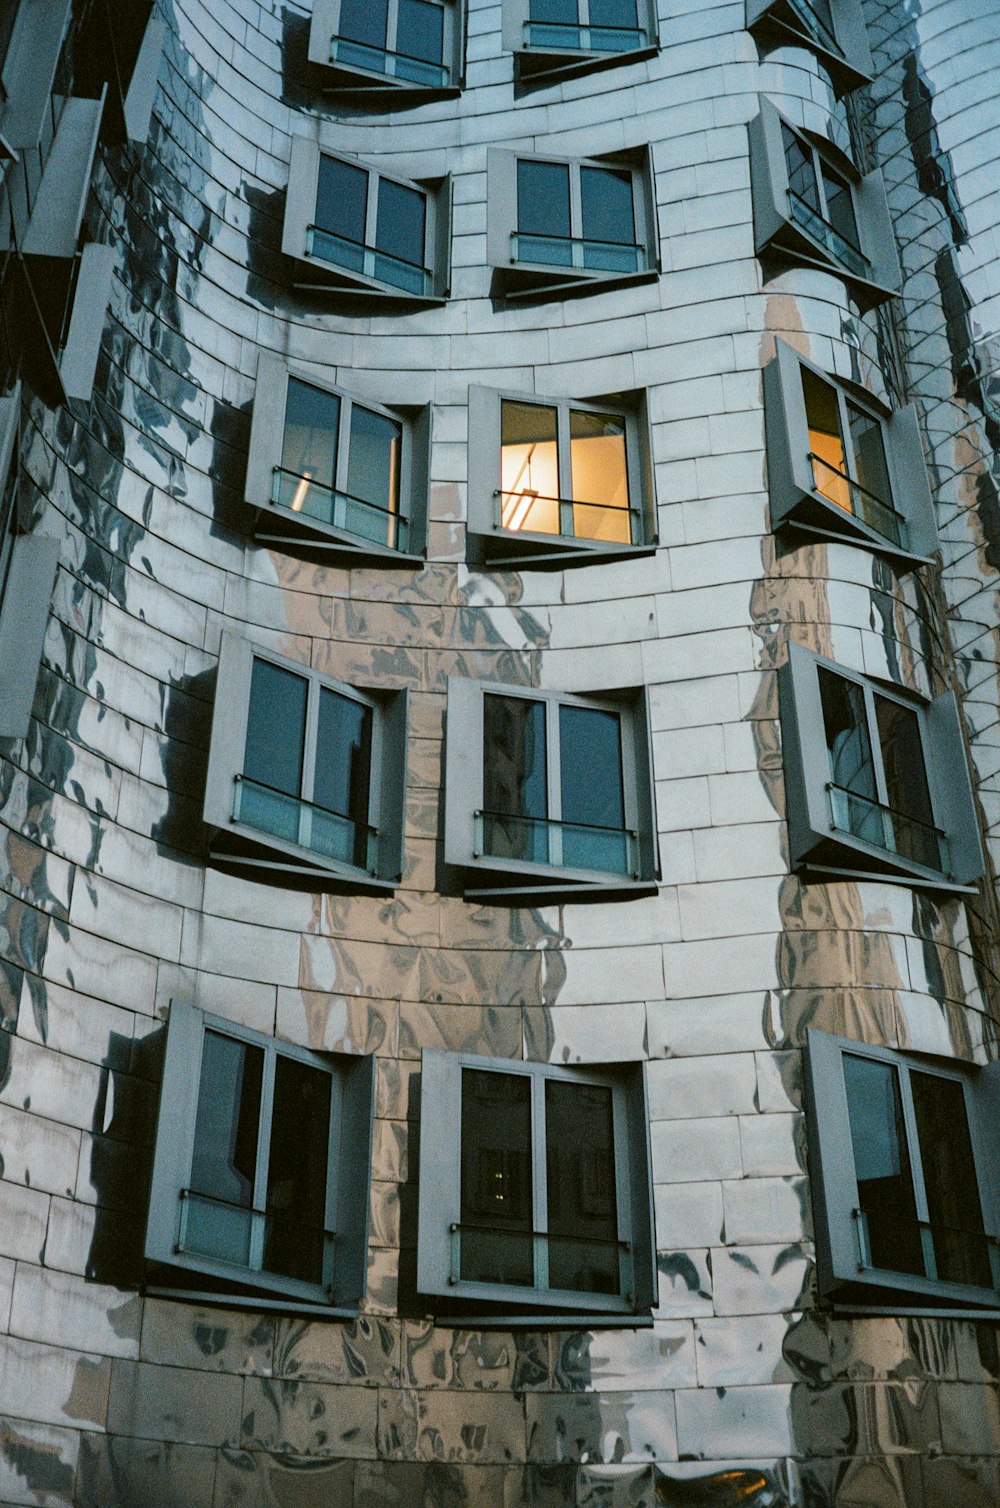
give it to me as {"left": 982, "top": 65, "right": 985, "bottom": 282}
{"left": 0, "top": 0, "right": 999, "bottom": 1503}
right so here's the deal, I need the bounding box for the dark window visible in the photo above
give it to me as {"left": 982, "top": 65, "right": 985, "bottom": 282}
{"left": 780, "top": 122, "right": 868, "bottom": 277}
{"left": 315, "top": 155, "right": 369, "bottom": 273}
{"left": 327, "top": 0, "right": 452, "bottom": 86}
{"left": 517, "top": 160, "right": 572, "bottom": 266}
{"left": 305, "top": 152, "right": 433, "bottom": 297}
{"left": 512, "top": 155, "right": 646, "bottom": 275}
{"left": 523, "top": 0, "right": 648, "bottom": 55}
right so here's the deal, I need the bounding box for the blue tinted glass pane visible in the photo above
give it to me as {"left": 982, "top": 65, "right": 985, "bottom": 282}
{"left": 843, "top": 1054, "right": 923, "bottom": 1277}
{"left": 559, "top": 705, "right": 624, "bottom": 829}
{"left": 819, "top": 670, "right": 876, "bottom": 800}
{"left": 821, "top": 162, "right": 860, "bottom": 251}
{"left": 245, "top": 660, "right": 307, "bottom": 799}
{"left": 185, "top": 1032, "right": 263, "bottom": 1265}
{"left": 518, "top": 160, "right": 571, "bottom": 239}
{"left": 316, "top": 155, "right": 368, "bottom": 244}
{"left": 339, "top": 0, "right": 388, "bottom": 46}
{"left": 313, "top": 689, "right": 372, "bottom": 822}
{"left": 580, "top": 166, "right": 635, "bottom": 246}
{"left": 529, "top": 0, "right": 578, "bottom": 17}
{"left": 281, "top": 379, "right": 340, "bottom": 497}
{"left": 376, "top": 177, "right": 426, "bottom": 268}
{"left": 397, "top": 0, "right": 444, "bottom": 64}
{"left": 591, "top": 0, "right": 639, "bottom": 24}
{"left": 782, "top": 126, "right": 821, "bottom": 214}
{"left": 347, "top": 405, "right": 401, "bottom": 512}
{"left": 264, "top": 1056, "right": 331, "bottom": 1285}
{"left": 460, "top": 1069, "right": 533, "bottom": 1285}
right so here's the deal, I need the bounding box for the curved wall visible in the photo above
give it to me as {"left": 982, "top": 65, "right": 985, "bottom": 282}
{"left": 0, "top": 0, "right": 999, "bottom": 1503}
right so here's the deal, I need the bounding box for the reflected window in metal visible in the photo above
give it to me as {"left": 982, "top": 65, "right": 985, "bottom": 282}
{"left": 309, "top": 151, "right": 432, "bottom": 297}
{"left": 514, "top": 155, "right": 645, "bottom": 276}
{"left": 498, "top": 396, "right": 636, "bottom": 546}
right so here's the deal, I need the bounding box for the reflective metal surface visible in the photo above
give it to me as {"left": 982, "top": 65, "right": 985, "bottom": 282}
{"left": 0, "top": 0, "right": 998, "bottom": 1501}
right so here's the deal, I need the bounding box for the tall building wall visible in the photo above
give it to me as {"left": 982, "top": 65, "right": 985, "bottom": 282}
{"left": 0, "top": 0, "right": 999, "bottom": 1504}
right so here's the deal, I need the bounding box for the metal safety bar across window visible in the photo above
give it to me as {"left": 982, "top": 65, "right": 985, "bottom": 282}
{"left": 495, "top": 487, "right": 639, "bottom": 544}
{"left": 808, "top": 452, "right": 906, "bottom": 549}
{"left": 178, "top": 1186, "right": 338, "bottom": 1281}
{"left": 448, "top": 1220, "right": 634, "bottom": 1295}
{"left": 271, "top": 466, "right": 407, "bottom": 552}
{"left": 475, "top": 809, "right": 639, "bottom": 877}
{"left": 329, "top": 34, "right": 450, "bottom": 85}
{"left": 853, "top": 1209, "right": 1000, "bottom": 1291}
{"left": 787, "top": 0, "right": 839, "bottom": 52}
{"left": 827, "top": 782, "right": 948, "bottom": 874}
{"left": 234, "top": 774, "right": 379, "bottom": 874}
{"left": 523, "top": 19, "right": 648, "bottom": 50}
{"left": 510, "top": 231, "right": 647, "bottom": 275}
{"left": 788, "top": 190, "right": 870, "bottom": 277}
{"left": 306, "top": 225, "right": 433, "bottom": 296}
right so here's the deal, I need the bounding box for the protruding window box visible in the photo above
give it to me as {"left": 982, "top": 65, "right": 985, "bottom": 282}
{"left": 467, "top": 385, "right": 656, "bottom": 567}
{"left": 205, "top": 634, "right": 408, "bottom": 892}
{"left": 750, "top": 98, "right": 899, "bottom": 309}
{"left": 502, "top": 0, "right": 658, "bottom": 83}
{"left": 487, "top": 147, "right": 658, "bottom": 301}
{"left": 247, "top": 353, "right": 429, "bottom": 565}
{"left": 417, "top": 1050, "right": 658, "bottom": 1321}
{"left": 444, "top": 678, "right": 659, "bottom": 900}
{"left": 746, "top": 0, "right": 872, "bottom": 98}
{"left": 766, "top": 338, "right": 938, "bottom": 566}
{"left": 283, "top": 139, "right": 451, "bottom": 304}
{"left": 780, "top": 643, "right": 985, "bottom": 893}
{"left": 0, "top": 0, "right": 72, "bottom": 149}
{"left": 805, "top": 1029, "right": 1000, "bottom": 1311}
{"left": 308, "top": 0, "right": 465, "bottom": 100}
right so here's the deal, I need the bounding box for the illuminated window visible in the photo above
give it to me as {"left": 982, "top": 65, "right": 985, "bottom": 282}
{"left": 417, "top": 1051, "right": 657, "bottom": 1316}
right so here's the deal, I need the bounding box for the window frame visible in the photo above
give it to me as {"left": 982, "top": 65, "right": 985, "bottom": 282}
{"left": 486, "top": 146, "right": 658, "bottom": 301}
{"left": 308, "top": 0, "right": 465, "bottom": 98}
{"left": 779, "top": 642, "right": 984, "bottom": 892}
{"left": 283, "top": 138, "right": 451, "bottom": 304}
{"left": 0, "top": 0, "right": 72, "bottom": 149}
{"left": 745, "top": 0, "right": 872, "bottom": 99}
{"left": 765, "top": 337, "right": 938, "bottom": 565}
{"left": 501, "top": 0, "right": 659, "bottom": 82}
{"left": 750, "top": 97, "right": 900, "bottom": 310}
{"left": 443, "top": 677, "right": 659, "bottom": 898}
{"left": 466, "top": 383, "right": 657, "bottom": 566}
{"left": 144, "top": 1000, "right": 376, "bottom": 1314}
{"left": 246, "top": 351, "right": 429, "bottom": 564}
{"left": 416, "top": 1049, "right": 658, "bottom": 1318}
{"left": 805, "top": 1029, "right": 1000, "bottom": 1310}
{"left": 204, "top": 632, "right": 408, "bottom": 891}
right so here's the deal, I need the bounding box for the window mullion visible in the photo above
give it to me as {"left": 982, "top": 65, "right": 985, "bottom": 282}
{"left": 299, "top": 675, "right": 321, "bottom": 852}
{"left": 835, "top": 388, "right": 855, "bottom": 481}
{"left": 323, "top": 1070, "right": 343, "bottom": 1296}
{"left": 250, "top": 1046, "right": 277, "bottom": 1272}
{"left": 548, "top": 697, "right": 563, "bottom": 868}
{"left": 335, "top": 396, "right": 352, "bottom": 530}
{"left": 812, "top": 145, "right": 828, "bottom": 219}
{"left": 610, "top": 1082, "right": 632, "bottom": 1301}
{"left": 365, "top": 170, "right": 379, "bottom": 256}
{"left": 532, "top": 1071, "right": 549, "bottom": 1291}
{"left": 569, "top": 166, "right": 583, "bottom": 269}
{"left": 387, "top": 0, "right": 400, "bottom": 52}
{"left": 897, "top": 1064, "right": 936, "bottom": 1278}
{"left": 556, "top": 404, "right": 573, "bottom": 536}
{"left": 863, "top": 683, "right": 889, "bottom": 808}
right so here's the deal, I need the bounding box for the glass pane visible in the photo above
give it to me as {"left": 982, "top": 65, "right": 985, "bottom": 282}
{"left": 460, "top": 1069, "right": 533, "bottom": 1285}
{"left": 315, "top": 156, "right": 368, "bottom": 251}
{"left": 782, "top": 125, "right": 821, "bottom": 215}
{"left": 375, "top": 177, "right": 426, "bottom": 275}
{"left": 819, "top": 669, "right": 883, "bottom": 847}
{"left": 339, "top": 0, "right": 388, "bottom": 46}
{"left": 397, "top": 0, "right": 445, "bottom": 67}
{"left": 821, "top": 161, "right": 861, "bottom": 253}
{"left": 846, "top": 401, "right": 892, "bottom": 510}
{"left": 529, "top": 0, "right": 578, "bottom": 19}
{"left": 569, "top": 409, "right": 630, "bottom": 542}
{"left": 500, "top": 401, "right": 560, "bottom": 535}
{"left": 346, "top": 404, "right": 402, "bottom": 545}
{"left": 313, "top": 689, "right": 373, "bottom": 869}
{"left": 264, "top": 1056, "right": 332, "bottom": 1286}
{"left": 580, "top": 167, "right": 636, "bottom": 271}
{"left": 517, "top": 160, "right": 572, "bottom": 266}
{"left": 911, "top": 1072, "right": 991, "bottom": 1289}
{"left": 559, "top": 704, "right": 627, "bottom": 872}
{"left": 279, "top": 379, "right": 340, "bottom": 520}
{"left": 591, "top": 0, "right": 639, "bottom": 25}
{"left": 546, "top": 1080, "right": 619, "bottom": 1294}
{"left": 186, "top": 1032, "right": 263, "bottom": 1265}
{"left": 801, "top": 368, "right": 850, "bottom": 513}
{"left": 873, "top": 695, "right": 937, "bottom": 867}
{"left": 483, "top": 694, "right": 548, "bottom": 864}
{"left": 843, "top": 1054, "right": 924, "bottom": 1277}
{"left": 243, "top": 662, "right": 308, "bottom": 843}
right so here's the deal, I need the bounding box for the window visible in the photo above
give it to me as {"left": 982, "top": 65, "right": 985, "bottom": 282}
{"left": 780, "top": 643, "right": 984, "bottom": 891}
{"left": 765, "top": 338, "right": 937, "bottom": 563}
{"left": 750, "top": 98, "right": 899, "bottom": 309}
{"left": 746, "top": 0, "right": 872, "bottom": 99}
{"left": 246, "top": 353, "right": 429, "bottom": 562}
{"left": 466, "top": 385, "right": 656, "bottom": 565}
{"left": 0, "top": 0, "right": 72, "bottom": 149}
{"left": 444, "top": 678, "right": 658, "bottom": 897}
{"left": 417, "top": 1051, "right": 657, "bottom": 1317}
{"left": 501, "top": 0, "right": 658, "bottom": 81}
{"left": 204, "top": 634, "right": 408, "bottom": 890}
{"left": 0, "top": 384, "right": 60, "bottom": 739}
{"left": 805, "top": 1030, "right": 1000, "bottom": 1309}
{"left": 145, "top": 1001, "right": 375, "bottom": 1312}
{"left": 308, "top": 0, "right": 464, "bottom": 95}
{"left": 487, "top": 147, "right": 657, "bottom": 299}
{"left": 283, "top": 139, "right": 451, "bottom": 302}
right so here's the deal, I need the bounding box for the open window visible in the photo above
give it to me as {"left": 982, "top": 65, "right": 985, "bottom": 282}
{"left": 805, "top": 1029, "right": 1000, "bottom": 1310}
{"left": 145, "top": 1001, "right": 375, "bottom": 1314}
{"left": 0, "top": 385, "right": 60, "bottom": 740}
{"left": 283, "top": 139, "right": 451, "bottom": 303}
{"left": 417, "top": 1050, "right": 657, "bottom": 1319}
{"left": 204, "top": 634, "right": 408, "bottom": 891}
{"left": 502, "top": 0, "right": 658, "bottom": 83}
{"left": 308, "top": 0, "right": 464, "bottom": 98}
{"left": 750, "top": 98, "right": 899, "bottom": 309}
{"left": 746, "top": 0, "right": 872, "bottom": 98}
{"left": 444, "top": 678, "right": 658, "bottom": 898}
{"left": 765, "top": 338, "right": 937, "bottom": 564}
{"left": 780, "top": 643, "right": 984, "bottom": 891}
{"left": 467, "top": 385, "right": 656, "bottom": 566}
{"left": 246, "top": 353, "right": 429, "bottom": 563}
{"left": 487, "top": 146, "right": 657, "bottom": 300}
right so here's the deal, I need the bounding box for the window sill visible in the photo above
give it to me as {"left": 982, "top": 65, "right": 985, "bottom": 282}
{"left": 146, "top": 1284, "right": 361, "bottom": 1320}
{"left": 209, "top": 822, "right": 398, "bottom": 894}
{"left": 513, "top": 41, "right": 658, "bottom": 88}
{"left": 491, "top": 263, "right": 658, "bottom": 305}
{"left": 798, "top": 857, "right": 978, "bottom": 897}
{"left": 469, "top": 528, "right": 656, "bottom": 570}
{"left": 254, "top": 502, "right": 424, "bottom": 568}
{"left": 313, "top": 66, "right": 463, "bottom": 104}
{"left": 823, "top": 1270, "right": 1000, "bottom": 1312}
{"left": 463, "top": 873, "right": 659, "bottom": 904}
{"left": 761, "top": 221, "right": 896, "bottom": 310}
{"left": 746, "top": 2, "right": 871, "bottom": 98}
{"left": 288, "top": 253, "right": 447, "bottom": 307}
{"left": 777, "top": 500, "right": 932, "bottom": 571}
{"left": 432, "top": 1307, "right": 654, "bottom": 1329}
